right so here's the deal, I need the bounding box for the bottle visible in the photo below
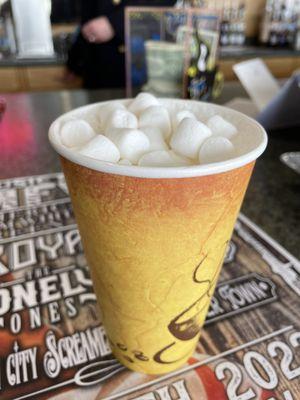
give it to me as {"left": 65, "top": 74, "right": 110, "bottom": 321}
{"left": 174, "top": 0, "right": 204, "bottom": 7}
{"left": 236, "top": 4, "right": 246, "bottom": 45}
{"left": 295, "top": 16, "right": 300, "bottom": 49}
{"left": 269, "top": 1, "right": 281, "bottom": 46}
{"left": 186, "top": 27, "right": 210, "bottom": 99}
{"left": 220, "top": 2, "right": 231, "bottom": 46}
{"left": 260, "top": 0, "right": 274, "bottom": 45}
{"left": 287, "top": 2, "right": 298, "bottom": 47}
{"left": 229, "top": 1, "right": 238, "bottom": 45}
{"left": 174, "top": 0, "right": 190, "bottom": 8}
{"left": 0, "top": 2, "right": 17, "bottom": 55}
{"left": 278, "top": 4, "right": 288, "bottom": 47}
{"left": 294, "top": 1, "right": 300, "bottom": 49}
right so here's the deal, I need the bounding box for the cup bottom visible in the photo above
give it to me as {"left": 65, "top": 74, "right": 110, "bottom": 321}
{"left": 112, "top": 343, "right": 197, "bottom": 375}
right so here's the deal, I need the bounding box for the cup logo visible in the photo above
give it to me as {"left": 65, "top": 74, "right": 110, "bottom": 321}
{"left": 152, "top": 242, "right": 229, "bottom": 364}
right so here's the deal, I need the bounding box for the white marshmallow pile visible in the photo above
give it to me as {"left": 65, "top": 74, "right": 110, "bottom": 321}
{"left": 59, "top": 93, "right": 240, "bottom": 167}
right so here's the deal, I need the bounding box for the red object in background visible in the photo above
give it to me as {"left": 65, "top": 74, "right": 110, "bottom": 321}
{"left": 189, "top": 357, "right": 227, "bottom": 399}
{"left": 0, "top": 98, "right": 6, "bottom": 122}
{"left": 0, "top": 94, "right": 37, "bottom": 158}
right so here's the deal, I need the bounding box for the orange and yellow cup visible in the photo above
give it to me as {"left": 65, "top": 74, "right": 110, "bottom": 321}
{"left": 49, "top": 99, "right": 267, "bottom": 374}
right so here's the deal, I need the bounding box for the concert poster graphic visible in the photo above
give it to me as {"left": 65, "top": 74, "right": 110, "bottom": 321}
{"left": 0, "top": 173, "right": 300, "bottom": 400}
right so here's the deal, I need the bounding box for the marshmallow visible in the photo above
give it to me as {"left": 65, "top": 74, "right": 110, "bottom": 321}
{"left": 113, "top": 129, "right": 150, "bottom": 164}
{"left": 106, "top": 127, "right": 125, "bottom": 142}
{"left": 118, "top": 159, "right": 132, "bottom": 165}
{"left": 98, "top": 102, "right": 125, "bottom": 128}
{"left": 207, "top": 115, "right": 238, "bottom": 139}
{"left": 142, "top": 126, "right": 168, "bottom": 152}
{"left": 199, "top": 137, "right": 235, "bottom": 164}
{"left": 128, "top": 92, "right": 160, "bottom": 116}
{"left": 138, "top": 150, "right": 192, "bottom": 167}
{"left": 60, "top": 119, "right": 95, "bottom": 148}
{"left": 105, "top": 109, "right": 138, "bottom": 134}
{"left": 171, "top": 110, "right": 196, "bottom": 131}
{"left": 170, "top": 118, "right": 212, "bottom": 159}
{"left": 139, "top": 106, "right": 171, "bottom": 139}
{"left": 78, "top": 135, "right": 120, "bottom": 163}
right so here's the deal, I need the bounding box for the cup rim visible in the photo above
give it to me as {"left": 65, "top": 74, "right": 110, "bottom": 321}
{"left": 49, "top": 99, "right": 268, "bottom": 179}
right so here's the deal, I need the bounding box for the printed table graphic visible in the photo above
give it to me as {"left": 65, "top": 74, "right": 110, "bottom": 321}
{"left": 0, "top": 173, "right": 299, "bottom": 400}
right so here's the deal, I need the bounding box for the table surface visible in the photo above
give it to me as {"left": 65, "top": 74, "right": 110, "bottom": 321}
{"left": 1, "top": 46, "right": 300, "bottom": 67}
{"left": 0, "top": 84, "right": 299, "bottom": 259}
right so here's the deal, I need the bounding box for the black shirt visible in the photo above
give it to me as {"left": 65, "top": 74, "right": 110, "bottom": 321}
{"left": 67, "top": 0, "right": 176, "bottom": 88}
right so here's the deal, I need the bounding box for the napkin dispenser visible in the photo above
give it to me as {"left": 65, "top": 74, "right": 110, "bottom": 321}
{"left": 233, "top": 58, "right": 300, "bottom": 131}
{"left": 257, "top": 74, "right": 300, "bottom": 131}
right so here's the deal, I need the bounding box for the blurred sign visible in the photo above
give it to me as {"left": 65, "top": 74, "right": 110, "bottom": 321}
{"left": 125, "top": 7, "right": 220, "bottom": 100}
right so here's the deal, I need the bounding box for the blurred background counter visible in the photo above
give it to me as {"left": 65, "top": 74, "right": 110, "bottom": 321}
{"left": 1, "top": 0, "right": 300, "bottom": 92}
{"left": 1, "top": 46, "right": 300, "bottom": 93}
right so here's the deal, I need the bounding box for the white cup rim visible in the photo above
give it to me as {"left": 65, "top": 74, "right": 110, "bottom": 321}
{"left": 49, "top": 99, "right": 268, "bottom": 179}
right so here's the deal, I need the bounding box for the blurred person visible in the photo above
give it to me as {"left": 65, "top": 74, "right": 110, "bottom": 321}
{"left": 51, "top": 0, "right": 81, "bottom": 23}
{"left": 66, "top": 0, "right": 175, "bottom": 88}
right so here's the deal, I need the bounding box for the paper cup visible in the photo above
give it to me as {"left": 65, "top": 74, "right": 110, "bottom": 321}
{"left": 49, "top": 99, "right": 267, "bottom": 375}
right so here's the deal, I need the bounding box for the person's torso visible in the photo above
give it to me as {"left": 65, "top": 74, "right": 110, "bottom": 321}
{"left": 81, "top": 0, "right": 176, "bottom": 24}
